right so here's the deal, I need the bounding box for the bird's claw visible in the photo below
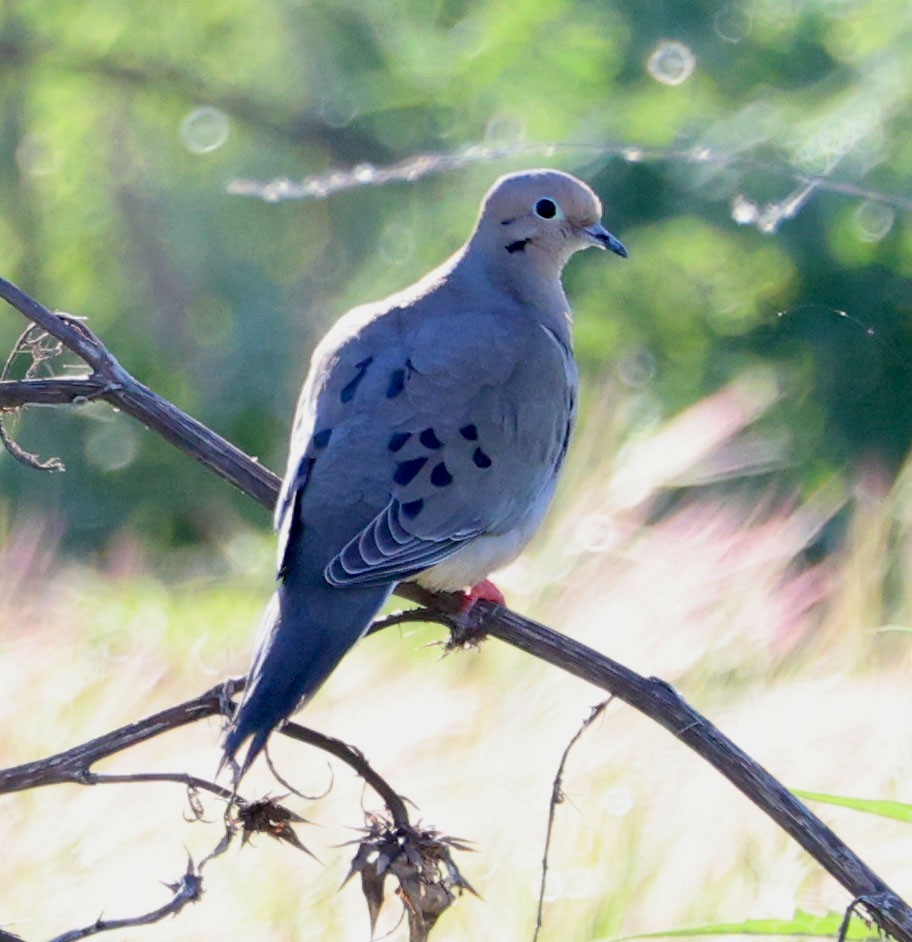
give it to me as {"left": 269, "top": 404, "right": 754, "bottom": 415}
{"left": 458, "top": 578, "right": 505, "bottom": 612}
{"left": 445, "top": 580, "right": 504, "bottom": 650}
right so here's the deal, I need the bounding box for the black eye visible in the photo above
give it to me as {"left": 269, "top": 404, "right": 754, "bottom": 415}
{"left": 534, "top": 197, "right": 558, "bottom": 219}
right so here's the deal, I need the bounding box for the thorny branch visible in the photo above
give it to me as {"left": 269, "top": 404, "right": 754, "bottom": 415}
{"left": 0, "top": 677, "right": 410, "bottom": 826}
{"left": 0, "top": 673, "right": 453, "bottom": 941}
{"left": 47, "top": 858, "right": 204, "bottom": 942}
{"left": 2, "top": 277, "right": 912, "bottom": 942}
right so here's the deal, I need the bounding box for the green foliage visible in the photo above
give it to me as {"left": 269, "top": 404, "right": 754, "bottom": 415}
{"left": 606, "top": 908, "right": 875, "bottom": 941}
{"left": 1, "top": 0, "right": 911, "bottom": 554}
{"left": 795, "top": 788, "right": 912, "bottom": 823}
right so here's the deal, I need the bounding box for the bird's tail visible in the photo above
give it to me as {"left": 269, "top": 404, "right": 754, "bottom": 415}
{"left": 222, "top": 574, "right": 392, "bottom": 778}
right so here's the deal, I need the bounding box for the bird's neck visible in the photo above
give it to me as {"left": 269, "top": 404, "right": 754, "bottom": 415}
{"left": 456, "top": 240, "right": 574, "bottom": 348}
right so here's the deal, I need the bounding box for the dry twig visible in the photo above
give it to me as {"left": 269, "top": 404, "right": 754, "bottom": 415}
{"left": 533, "top": 699, "right": 612, "bottom": 942}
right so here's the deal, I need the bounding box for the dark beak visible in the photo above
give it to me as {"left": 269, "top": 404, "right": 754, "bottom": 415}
{"left": 581, "top": 223, "right": 628, "bottom": 258}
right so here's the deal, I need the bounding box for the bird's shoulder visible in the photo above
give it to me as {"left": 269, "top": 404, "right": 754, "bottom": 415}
{"left": 311, "top": 275, "right": 562, "bottom": 404}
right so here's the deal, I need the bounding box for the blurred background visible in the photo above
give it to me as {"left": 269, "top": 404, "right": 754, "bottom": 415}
{"left": 3, "top": 1, "right": 912, "bottom": 940}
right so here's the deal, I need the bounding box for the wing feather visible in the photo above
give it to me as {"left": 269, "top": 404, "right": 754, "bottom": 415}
{"left": 325, "top": 499, "right": 480, "bottom": 587}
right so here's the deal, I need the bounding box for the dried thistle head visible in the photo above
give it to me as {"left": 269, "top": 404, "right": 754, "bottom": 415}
{"left": 342, "top": 813, "right": 476, "bottom": 941}
{"left": 233, "top": 795, "right": 315, "bottom": 857}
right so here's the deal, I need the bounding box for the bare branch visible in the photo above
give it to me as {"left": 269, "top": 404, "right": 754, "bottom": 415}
{"left": 3, "top": 276, "right": 912, "bottom": 942}
{"left": 0, "top": 676, "right": 411, "bottom": 829}
{"left": 83, "top": 771, "right": 236, "bottom": 804}
{"left": 473, "top": 603, "right": 912, "bottom": 939}
{"left": 47, "top": 858, "right": 203, "bottom": 942}
{"left": 0, "top": 680, "right": 238, "bottom": 794}
{"left": 0, "top": 377, "right": 105, "bottom": 407}
{"left": 366, "top": 605, "right": 460, "bottom": 638}
{"left": 0, "top": 276, "right": 280, "bottom": 506}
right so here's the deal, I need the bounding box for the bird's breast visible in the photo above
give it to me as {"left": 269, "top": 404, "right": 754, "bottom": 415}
{"left": 412, "top": 476, "right": 558, "bottom": 592}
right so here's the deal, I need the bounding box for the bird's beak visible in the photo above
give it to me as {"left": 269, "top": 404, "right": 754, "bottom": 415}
{"left": 580, "top": 223, "right": 628, "bottom": 258}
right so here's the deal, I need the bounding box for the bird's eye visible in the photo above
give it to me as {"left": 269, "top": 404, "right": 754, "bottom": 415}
{"left": 533, "top": 197, "right": 562, "bottom": 220}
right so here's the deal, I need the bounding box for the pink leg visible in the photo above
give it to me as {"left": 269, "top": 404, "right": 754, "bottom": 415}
{"left": 458, "top": 578, "right": 506, "bottom": 613}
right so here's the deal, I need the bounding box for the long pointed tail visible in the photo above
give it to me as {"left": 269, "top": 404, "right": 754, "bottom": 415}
{"left": 223, "top": 573, "right": 392, "bottom": 777}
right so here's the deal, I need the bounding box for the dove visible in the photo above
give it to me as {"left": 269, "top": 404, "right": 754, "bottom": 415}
{"left": 223, "top": 168, "right": 626, "bottom": 775}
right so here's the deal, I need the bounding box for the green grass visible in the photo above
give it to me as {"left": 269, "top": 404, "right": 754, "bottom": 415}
{"left": 3, "top": 378, "right": 912, "bottom": 941}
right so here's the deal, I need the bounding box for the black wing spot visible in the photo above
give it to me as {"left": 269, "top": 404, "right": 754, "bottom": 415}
{"left": 341, "top": 356, "right": 374, "bottom": 403}
{"left": 386, "top": 369, "right": 406, "bottom": 399}
{"left": 401, "top": 499, "right": 424, "bottom": 520}
{"left": 459, "top": 423, "right": 478, "bottom": 441}
{"left": 419, "top": 428, "right": 443, "bottom": 450}
{"left": 472, "top": 448, "right": 492, "bottom": 469}
{"left": 506, "top": 239, "right": 530, "bottom": 254}
{"left": 393, "top": 456, "right": 428, "bottom": 486}
{"left": 388, "top": 431, "right": 411, "bottom": 452}
{"left": 312, "top": 428, "right": 332, "bottom": 449}
{"left": 430, "top": 462, "right": 453, "bottom": 487}
{"left": 385, "top": 357, "right": 416, "bottom": 399}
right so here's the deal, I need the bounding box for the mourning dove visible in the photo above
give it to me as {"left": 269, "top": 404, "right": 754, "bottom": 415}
{"left": 223, "top": 168, "right": 626, "bottom": 774}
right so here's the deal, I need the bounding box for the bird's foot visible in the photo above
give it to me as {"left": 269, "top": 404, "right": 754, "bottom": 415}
{"left": 446, "top": 579, "right": 504, "bottom": 650}
{"left": 458, "top": 578, "right": 505, "bottom": 612}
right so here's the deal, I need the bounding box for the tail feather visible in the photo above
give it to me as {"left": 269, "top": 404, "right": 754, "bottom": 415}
{"left": 223, "top": 573, "right": 392, "bottom": 777}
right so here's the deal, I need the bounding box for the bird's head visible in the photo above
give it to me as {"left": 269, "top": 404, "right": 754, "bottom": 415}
{"left": 474, "top": 168, "right": 627, "bottom": 275}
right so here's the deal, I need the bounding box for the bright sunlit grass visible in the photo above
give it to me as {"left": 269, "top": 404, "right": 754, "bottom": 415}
{"left": 3, "top": 376, "right": 912, "bottom": 941}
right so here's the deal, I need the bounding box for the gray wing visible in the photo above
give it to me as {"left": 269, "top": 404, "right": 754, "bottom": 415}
{"left": 276, "top": 294, "right": 576, "bottom": 588}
